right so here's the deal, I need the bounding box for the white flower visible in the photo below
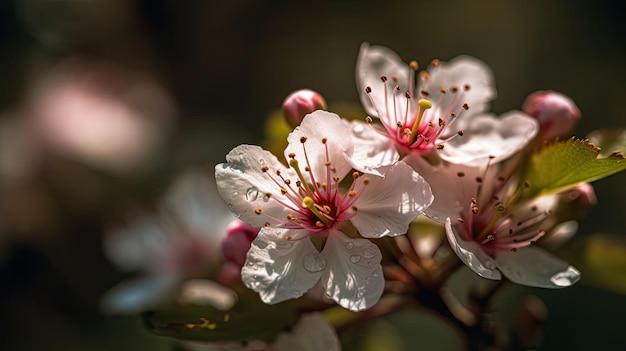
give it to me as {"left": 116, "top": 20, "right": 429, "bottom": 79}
{"left": 101, "top": 171, "right": 233, "bottom": 314}
{"left": 353, "top": 43, "right": 538, "bottom": 166}
{"left": 405, "top": 155, "right": 580, "bottom": 288}
{"left": 215, "top": 111, "right": 433, "bottom": 311}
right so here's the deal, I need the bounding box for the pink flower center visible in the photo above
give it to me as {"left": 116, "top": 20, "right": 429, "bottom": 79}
{"left": 253, "top": 136, "right": 368, "bottom": 240}
{"left": 363, "top": 61, "right": 472, "bottom": 154}
{"left": 453, "top": 165, "right": 551, "bottom": 253}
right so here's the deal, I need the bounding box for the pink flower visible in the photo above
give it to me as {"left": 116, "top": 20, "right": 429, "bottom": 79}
{"left": 405, "top": 155, "right": 580, "bottom": 288}
{"left": 352, "top": 43, "right": 538, "bottom": 167}
{"left": 215, "top": 110, "right": 433, "bottom": 310}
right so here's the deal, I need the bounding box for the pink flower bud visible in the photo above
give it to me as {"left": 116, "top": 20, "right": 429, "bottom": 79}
{"left": 523, "top": 91, "right": 580, "bottom": 140}
{"left": 221, "top": 220, "right": 259, "bottom": 267}
{"left": 282, "top": 89, "right": 327, "bottom": 128}
{"left": 566, "top": 182, "right": 597, "bottom": 210}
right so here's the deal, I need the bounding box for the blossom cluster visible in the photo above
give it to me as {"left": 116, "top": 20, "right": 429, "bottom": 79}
{"left": 213, "top": 42, "right": 600, "bottom": 313}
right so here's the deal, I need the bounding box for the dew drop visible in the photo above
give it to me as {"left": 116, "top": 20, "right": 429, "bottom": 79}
{"left": 303, "top": 253, "right": 327, "bottom": 272}
{"left": 352, "top": 124, "right": 364, "bottom": 136}
{"left": 362, "top": 247, "right": 377, "bottom": 259}
{"left": 345, "top": 242, "right": 354, "bottom": 250}
{"left": 245, "top": 187, "right": 259, "bottom": 201}
{"left": 262, "top": 193, "right": 271, "bottom": 202}
{"left": 350, "top": 255, "right": 361, "bottom": 263}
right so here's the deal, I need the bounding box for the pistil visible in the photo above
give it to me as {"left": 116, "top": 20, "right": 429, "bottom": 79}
{"left": 407, "top": 99, "right": 433, "bottom": 145}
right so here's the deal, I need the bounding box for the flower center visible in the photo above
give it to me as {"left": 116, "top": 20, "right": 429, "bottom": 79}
{"left": 254, "top": 136, "right": 369, "bottom": 239}
{"left": 453, "top": 164, "right": 551, "bottom": 252}
{"left": 363, "top": 59, "right": 471, "bottom": 154}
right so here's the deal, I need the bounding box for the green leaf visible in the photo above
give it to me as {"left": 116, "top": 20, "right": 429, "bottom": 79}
{"left": 143, "top": 294, "right": 298, "bottom": 342}
{"left": 522, "top": 138, "right": 626, "bottom": 198}
{"left": 587, "top": 129, "right": 626, "bottom": 157}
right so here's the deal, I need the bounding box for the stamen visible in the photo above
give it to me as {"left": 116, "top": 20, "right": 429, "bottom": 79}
{"left": 289, "top": 158, "right": 314, "bottom": 194}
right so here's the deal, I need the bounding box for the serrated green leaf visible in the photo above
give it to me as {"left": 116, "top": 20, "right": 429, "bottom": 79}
{"left": 587, "top": 129, "right": 626, "bottom": 157}
{"left": 522, "top": 138, "right": 626, "bottom": 198}
{"left": 144, "top": 295, "right": 298, "bottom": 342}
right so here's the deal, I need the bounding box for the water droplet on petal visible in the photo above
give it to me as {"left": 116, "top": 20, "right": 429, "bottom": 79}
{"left": 345, "top": 242, "right": 354, "bottom": 250}
{"left": 245, "top": 187, "right": 259, "bottom": 201}
{"left": 362, "top": 247, "right": 377, "bottom": 259}
{"left": 350, "top": 255, "right": 361, "bottom": 263}
{"left": 303, "top": 253, "right": 327, "bottom": 272}
{"left": 550, "top": 266, "right": 580, "bottom": 286}
{"left": 262, "top": 193, "right": 271, "bottom": 202}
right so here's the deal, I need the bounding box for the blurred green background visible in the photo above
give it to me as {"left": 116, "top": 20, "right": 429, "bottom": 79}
{"left": 1, "top": 0, "right": 625, "bottom": 350}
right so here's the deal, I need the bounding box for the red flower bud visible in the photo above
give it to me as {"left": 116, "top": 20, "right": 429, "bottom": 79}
{"left": 523, "top": 91, "right": 580, "bottom": 140}
{"left": 221, "top": 220, "right": 259, "bottom": 267}
{"left": 282, "top": 89, "right": 327, "bottom": 128}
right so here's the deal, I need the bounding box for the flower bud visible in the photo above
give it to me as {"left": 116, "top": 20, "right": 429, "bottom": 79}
{"left": 282, "top": 89, "right": 327, "bottom": 128}
{"left": 567, "top": 182, "right": 597, "bottom": 211}
{"left": 523, "top": 91, "right": 580, "bottom": 140}
{"left": 221, "top": 220, "right": 259, "bottom": 267}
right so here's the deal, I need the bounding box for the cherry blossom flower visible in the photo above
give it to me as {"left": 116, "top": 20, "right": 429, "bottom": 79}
{"left": 353, "top": 43, "right": 538, "bottom": 166}
{"left": 102, "top": 171, "right": 233, "bottom": 314}
{"left": 215, "top": 110, "right": 433, "bottom": 311}
{"left": 405, "top": 155, "right": 580, "bottom": 288}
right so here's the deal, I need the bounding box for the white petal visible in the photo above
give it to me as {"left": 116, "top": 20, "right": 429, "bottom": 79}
{"left": 285, "top": 110, "right": 354, "bottom": 182}
{"left": 178, "top": 279, "right": 238, "bottom": 310}
{"left": 356, "top": 43, "right": 413, "bottom": 120}
{"left": 345, "top": 119, "right": 399, "bottom": 173}
{"left": 162, "top": 171, "right": 232, "bottom": 240}
{"left": 215, "top": 145, "right": 295, "bottom": 227}
{"left": 351, "top": 162, "right": 433, "bottom": 237}
{"left": 440, "top": 111, "right": 538, "bottom": 166}
{"left": 402, "top": 155, "right": 476, "bottom": 223}
{"left": 104, "top": 218, "right": 169, "bottom": 271}
{"left": 426, "top": 55, "right": 496, "bottom": 120}
{"left": 541, "top": 220, "right": 579, "bottom": 249}
{"left": 272, "top": 313, "right": 341, "bottom": 351}
{"left": 444, "top": 218, "right": 501, "bottom": 280}
{"left": 321, "top": 233, "right": 384, "bottom": 311}
{"left": 241, "top": 227, "right": 323, "bottom": 304}
{"left": 100, "top": 275, "right": 180, "bottom": 314}
{"left": 495, "top": 246, "right": 580, "bottom": 288}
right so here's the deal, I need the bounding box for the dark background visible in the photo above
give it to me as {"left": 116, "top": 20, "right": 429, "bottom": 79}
{"left": 1, "top": 1, "right": 625, "bottom": 350}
